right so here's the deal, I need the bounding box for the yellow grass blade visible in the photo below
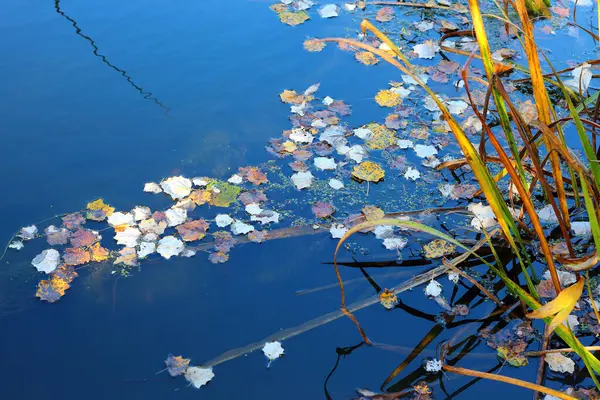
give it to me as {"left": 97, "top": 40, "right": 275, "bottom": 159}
{"left": 527, "top": 277, "right": 583, "bottom": 332}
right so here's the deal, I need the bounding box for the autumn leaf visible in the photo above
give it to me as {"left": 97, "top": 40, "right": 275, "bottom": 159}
{"left": 165, "top": 354, "right": 191, "bottom": 377}
{"left": 248, "top": 230, "right": 268, "bottom": 243}
{"left": 364, "top": 123, "right": 396, "bottom": 150}
{"left": 189, "top": 189, "right": 212, "bottom": 206}
{"left": 184, "top": 366, "right": 215, "bottom": 389}
{"left": 45, "top": 225, "right": 71, "bottom": 245}
{"left": 176, "top": 219, "right": 210, "bottom": 242}
{"left": 362, "top": 205, "right": 384, "bottom": 221}
{"left": 423, "top": 239, "right": 456, "bottom": 259}
{"left": 312, "top": 202, "right": 335, "bottom": 218}
{"left": 62, "top": 213, "right": 86, "bottom": 230}
{"left": 270, "top": 3, "right": 289, "bottom": 13}
{"left": 355, "top": 51, "right": 379, "bottom": 66}
{"left": 303, "top": 39, "right": 326, "bottom": 52}
{"left": 245, "top": 167, "right": 268, "bottom": 185}
{"left": 375, "top": 6, "right": 395, "bottom": 22}
{"left": 86, "top": 198, "right": 115, "bottom": 221}
{"left": 36, "top": 277, "right": 70, "bottom": 303}
{"left": 280, "top": 90, "right": 305, "bottom": 104}
{"left": 497, "top": 346, "right": 529, "bottom": 367}
{"left": 52, "top": 265, "right": 78, "bottom": 283}
{"left": 278, "top": 10, "right": 309, "bottom": 26}
{"left": 527, "top": 277, "right": 584, "bottom": 333}
{"left": 352, "top": 161, "right": 385, "bottom": 182}
{"left": 209, "top": 251, "right": 229, "bottom": 264}
{"left": 206, "top": 180, "right": 241, "bottom": 207}
{"left": 379, "top": 289, "right": 398, "bottom": 309}
{"left": 63, "top": 247, "right": 91, "bottom": 266}
{"left": 70, "top": 228, "right": 100, "bottom": 248}
{"left": 375, "top": 90, "right": 402, "bottom": 107}
{"left": 114, "top": 247, "right": 138, "bottom": 267}
{"left": 89, "top": 242, "right": 110, "bottom": 262}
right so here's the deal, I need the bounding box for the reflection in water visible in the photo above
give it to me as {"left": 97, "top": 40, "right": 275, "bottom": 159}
{"left": 54, "top": 0, "right": 170, "bottom": 114}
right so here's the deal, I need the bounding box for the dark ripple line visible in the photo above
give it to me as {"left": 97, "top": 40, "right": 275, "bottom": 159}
{"left": 54, "top": 0, "right": 171, "bottom": 115}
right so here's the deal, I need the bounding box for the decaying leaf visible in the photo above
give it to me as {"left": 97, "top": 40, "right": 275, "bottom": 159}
{"left": 291, "top": 171, "right": 314, "bottom": 190}
{"left": 71, "top": 228, "right": 100, "bottom": 248}
{"left": 545, "top": 353, "right": 575, "bottom": 374}
{"left": 352, "top": 161, "right": 385, "bottom": 182}
{"left": 36, "top": 277, "right": 70, "bottom": 303}
{"left": 379, "top": 289, "right": 398, "bottom": 309}
{"left": 115, "top": 247, "right": 138, "bottom": 267}
{"left": 45, "top": 225, "right": 71, "bottom": 245}
{"left": 157, "top": 236, "right": 184, "bottom": 259}
{"left": 423, "top": 239, "right": 456, "bottom": 259}
{"left": 184, "top": 366, "right": 215, "bottom": 389}
{"left": 497, "top": 346, "right": 529, "bottom": 367}
{"left": 425, "top": 279, "right": 442, "bottom": 297}
{"left": 165, "top": 354, "right": 191, "bottom": 377}
{"left": 355, "top": 51, "right": 379, "bottom": 66}
{"left": 364, "top": 123, "right": 396, "bottom": 150}
{"left": 330, "top": 223, "right": 348, "bottom": 239}
{"left": 279, "top": 11, "right": 309, "bottom": 26}
{"left": 62, "top": 213, "right": 85, "bottom": 230}
{"left": 248, "top": 230, "right": 268, "bottom": 243}
{"left": 206, "top": 180, "right": 241, "bottom": 207}
{"left": 32, "top": 249, "right": 61, "bottom": 273}
{"left": 312, "top": 202, "right": 335, "bottom": 218}
{"left": 375, "top": 90, "right": 402, "bottom": 107}
{"left": 526, "top": 277, "right": 584, "bottom": 333}
{"left": 63, "top": 247, "right": 91, "bottom": 266}
{"left": 89, "top": 242, "right": 110, "bottom": 262}
{"left": 262, "top": 341, "right": 285, "bottom": 366}
{"left": 362, "top": 205, "right": 384, "bottom": 221}
{"left": 86, "top": 199, "right": 115, "bottom": 221}
{"left": 304, "top": 39, "right": 326, "bottom": 52}
{"left": 161, "top": 176, "right": 193, "bottom": 200}
{"left": 376, "top": 6, "right": 395, "bottom": 22}
{"left": 176, "top": 219, "right": 210, "bottom": 242}
{"left": 413, "top": 40, "right": 440, "bottom": 59}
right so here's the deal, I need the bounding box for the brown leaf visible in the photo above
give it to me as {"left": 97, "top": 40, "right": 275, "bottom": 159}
{"left": 376, "top": 7, "right": 395, "bottom": 22}
{"left": 70, "top": 228, "right": 100, "bottom": 248}
{"left": 304, "top": 39, "right": 326, "bottom": 52}
{"left": 312, "top": 202, "right": 336, "bottom": 218}
{"left": 176, "top": 219, "right": 210, "bottom": 242}
{"left": 63, "top": 247, "right": 91, "bottom": 266}
{"left": 355, "top": 51, "right": 379, "bottom": 66}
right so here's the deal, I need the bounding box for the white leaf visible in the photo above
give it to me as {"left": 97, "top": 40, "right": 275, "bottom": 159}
{"left": 353, "top": 127, "right": 373, "bottom": 140}
{"left": 215, "top": 214, "right": 234, "bottom": 227}
{"left": 245, "top": 203, "right": 263, "bottom": 215}
{"left": 107, "top": 212, "right": 135, "bottom": 227}
{"left": 314, "top": 157, "right": 337, "bottom": 170}
{"left": 402, "top": 74, "right": 429, "bottom": 85}
{"left": 422, "top": 156, "right": 441, "bottom": 169}
{"left": 330, "top": 223, "right": 348, "bottom": 239}
{"left": 32, "top": 249, "right": 60, "bottom": 273}
{"left": 425, "top": 359, "right": 442, "bottom": 372}
{"left": 228, "top": 174, "right": 243, "bottom": 184}
{"left": 296, "top": 0, "right": 315, "bottom": 10}
{"left": 19, "top": 225, "right": 38, "bottom": 240}
{"left": 425, "top": 279, "right": 442, "bottom": 297}
{"left": 311, "top": 119, "right": 327, "bottom": 128}
{"left": 572, "top": 221, "right": 591, "bottom": 236}
{"left": 414, "top": 144, "right": 438, "bottom": 158}
{"left": 323, "top": 96, "right": 334, "bottom": 106}
{"left": 448, "top": 271, "right": 460, "bottom": 284}
{"left": 446, "top": 100, "right": 468, "bottom": 115}
{"left": 328, "top": 179, "right": 344, "bottom": 190}
{"left": 289, "top": 128, "right": 314, "bottom": 144}
{"left": 565, "top": 63, "right": 592, "bottom": 91}
{"left": 404, "top": 167, "right": 421, "bottom": 181}
{"left": 251, "top": 210, "right": 280, "bottom": 225}
{"left": 231, "top": 220, "right": 255, "bottom": 235}
{"left": 383, "top": 237, "right": 408, "bottom": 250}
{"left": 320, "top": 126, "right": 348, "bottom": 148}
{"left": 192, "top": 177, "right": 209, "bottom": 187}
{"left": 165, "top": 207, "right": 187, "bottom": 227}
{"left": 263, "top": 341, "right": 285, "bottom": 365}
{"left": 157, "top": 236, "right": 184, "bottom": 259}
{"left": 545, "top": 353, "right": 575, "bottom": 374}
{"left": 160, "top": 176, "right": 192, "bottom": 200}
{"left": 184, "top": 366, "right": 215, "bottom": 389}
{"left": 304, "top": 83, "right": 320, "bottom": 95}
{"left": 318, "top": 4, "right": 338, "bottom": 17}
{"left": 343, "top": 2, "right": 357, "bottom": 10}
{"left": 139, "top": 218, "right": 167, "bottom": 235}
{"left": 143, "top": 182, "right": 162, "bottom": 194}
{"left": 114, "top": 227, "right": 141, "bottom": 247}
{"left": 347, "top": 145, "right": 367, "bottom": 163}
{"left": 374, "top": 226, "right": 394, "bottom": 239}
{"left": 397, "top": 139, "right": 414, "bottom": 149}
{"left": 291, "top": 171, "right": 314, "bottom": 190}
{"left": 468, "top": 203, "right": 496, "bottom": 231}
{"left": 132, "top": 206, "right": 151, "bottom": 221}
{"left": 390, "top": 86, "right": 411, "bottom": 98}
{"left": 290, "top": 102, "right": 307, "bottom": 116}
{"left": 543, "top": 270, "right": 576, "bottom": 286}
{"left": 9, "top": 241, "right": 24, "bottom": 250}
{"left": 138, "top": 241, "right": 156, "bottom": 259}
{"left": 414, "top": 20, "right": 434, "bottom": 32}
{"left": 413, "top": 40, "right": 440, "bottom": 59}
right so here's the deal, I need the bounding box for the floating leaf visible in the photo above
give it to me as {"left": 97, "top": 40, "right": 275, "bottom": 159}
{"left": 89, "top": 242, "right": 110, "bottom": 262}
{"left": 184, "top": 366, "right": 215, "bottom": 389}
{"left": 45, "top": 225, "right": 71, "bottom": 245}
{"left": 355, "top": 51, "right": 379, "bottom": 66}
{"left": 375, "top": 90, "right": 402, "bottom": 107}
{"left": 209, "top": 251, "right": 229, "bottom": 264}
{"left": 36, "top": 277, "right": 70, "bottom": 303}
{"left": 379, "top": 289, "right": 398, "bottom": 309}
{"left": 352, "top": 161, "right": 385, "bottom": 182}
{"left": 244, "top": 167, "right": 268, "bottom": 185}
{"left": 413, "top": 40, "right": 440, "bottom": 59}
{"left": 231, "top": 221, "right": 255, "bottom": 235}
{"left": 62, "top": 213, "right": 85, "bottom": 230}
{"left": 157, "top": 236, "right": 184, "bottom": 259}
{"left": 52, "top": 265, "right": 78, "bottom": 283}
{"left": 364, "top": 123, "right": 396, "bottom": 150}
{"left": 165, "top": 354, "right": 191, "bottom": 377}
{"left": 423, "top": 239, "right": 456, "bottom": 259}
{"left": 314, "top": 157, "right": 337, "bottom": 170}
{"left": 262, "top": 341, "right": 285, "bottom": 366}
{"left": 71, "top": 228, "right": 100, "bottom": 248}
{"left": 114, "top": 227, "right": 141, "bottom": 248}
{"left": 330, "top": 223, "right": 348, "bottom": 239}
{"left": 248, "top": 230, "right": 268, "bottom": 243}
{"left": 63, "top": 247, "right": 91, "bottom": 266}
{"left": 206, "top": 180, "right": 241, "bottom": 207}
{"left": 304, "top": 39, "right": 326, "bottom": 52}
{"left": 382, "top": 237, "right": 407, "bottom": 250}
{"left": 32, "top": 249, "right": 61, "bottom": 273}
{"left": 526, "top": 277, "right": 584, "bottom": 333}
{"left": 425, "top": 280, "right": 442, "bottom": 297}
{"left": 278, "top": 11, "right": 309, "bottom": 26}
{"left": 312, "top": 202, "right": 335, "bottom": 218}
{"left": 143, "top": 182, "right": 162, "bottom": 194}
{"left": 545, "top": 353, "right": 575, "bottom": 374}
{"left": 161, "top": 176, "right": 192, "bottom": 200}
{"left": 362, "top": 205, "right": 384, "bottom": 221}
{"left": 318, "top": 4, "right": 338, "bottom": 18}
{"left": 86, "top": 199, "right": 115, "bottom": 221}
{"left": 497, "top": 346, "right": 529, "bottom": 367}
{"left": 165, "top": 207, "right": 187, "bottom": 227}
{"left": 176, "top": 219, "right": 210, "bottom": 242}
{"left": 375, "top": 6, "right": 395, "bottom": 22}
{"left": 291, "top": 171, "right": 314, "bottom": 189}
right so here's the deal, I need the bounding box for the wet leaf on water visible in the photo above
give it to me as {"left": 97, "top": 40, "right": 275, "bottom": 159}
{"left": 89, "top": 242, "right": 110, "bottom": 262}
{"left": 312, "top": 202, "right": 335, "bottom": 218}
{"left": 215, "top": 214, "right": 234, "bottom": 227}
{"left": 114, "top": 227, "right": 141, "bottom": 248}
{"left": 355, "top": 51, "right": 379, "bottom": 66}
{"left": 375, "top": 90, "right": 402, "bottom": 107}
{"left": 404, "top": 167, "right": 420, "bottom": 181}
{"left": 304, "top": 39, "right": 326, "bottom": 52}
{"left": 107, "top": 212, "right": 135, "bottom": 228}
{"left": 279, "top": 90, "right": 305, "bottom": 104}
{"left": 213, "top": 231, "right": 235, "bottom": 252}
{"left": 424, "top": 359, "right": 442, "bottom": 372}
{"left": 36, "top": 277, "right": 70, "bottom": 303}
{"left": 328, "top": 178, "right": 344, "bottom": 190}
{"left": 139, "top": 218, "right": 167, "bottom": 236}
{"left": 138, "top": 242, "right": 156, "bottom": 259}
{"left": 270, "top": 3, "right": 289, "bottom": 13}
{"left": 248, "top": 230, "right": 268, "bottom": 243}
{"left": 209, "top": 251, "right": 229, "bottom": 264}
{"left": 497, "top": 346, "right": 529, "bottom": 367}
{"left": 329, "top": 100, "right": 352, "bottom": 116}
{"left": 115, "top": 247, "right": 139, "bottom": 267}
{"left": 32, "top": 249, "right": 61, "bottom": 273}
{"left": 206, "top": 180, "right": 241, "bottom": 207}
{"left": 165, "top": 354, "right": 191, "bottom": 377}
{"left": 379, "top": 289, "right": 398, "bottom": 309}
{"left": 413, "top": 40, "right": 440, "bottom": 59}
{"left": 352, "top": 161, "right": 385, "bottom": 182}
{"left": 165, "top": 207, "right": 188, "bottom": 227}
{"left": 423, "top": 239, "right": 456, "bottom": 259}
{"left": 527, "top": 278, "right": 583, "bottom": 333}
{"left": 318, "top": 4, "right": 338, "bottom": 18}
{"left": 18, "top": 225, "right": 38, "bottom": 240}
{"left": 364, "top": 123, "right": 396, "bottom": 150}
{"left": 263, "top": 341, "right": 285, "bottom": 366}
{"left": 143, "top": 182, "right": 162, "bottom": 194}
{"left": 425, "top": 279, "right": 442, "bottom": 297}
{"left": 251, "top": 210, "right": 280, "bottom": 225}
{"left": 71, "top": 228, "right": 101, "bottom": 248}
{"left": 45, "top": 225, "right": 71, "bottom": 245}
{"left": 176, "top": 219, "right": 210, "bottom": 242}
{"left": 63, "top": 247, "right": 92, "bottom": 266}
{"left": 375, "top": 6, "right": 395, "bottom": 22}
{"left": 382, "top": 237, "right": 407, "bottom": 250}
{"left": 184, "top": 366, "right": 215, "bottom": 389}
{"left": 279, "top": 10, "right": 309, "bottom": 26}
{"left": 9, "top": 241, "right": 24, "bottom": 250}
{"left": 291, "top": 171, "right": 314, "bottom": 190}
{"left": 330, "top": 223, "right": 348, "bottom": 239}
{"left": 243, "top": 167, "right": 269, "bottom": 185}
{"left": 314, "top": 157, "right": 337, "bottom": 170}
{"left": 362, "top": 205, "right": 384, "bottom": 221}
{"left": 289, "top": 161, "right": 308, "bottom": 172}
{"left": 545, "top": 353, "right": 575, "bottom": 374}
{"left": 62, "top": 213, "right": 86, "bottom": 230}
{"left": 231, "top": 221, "right": 255, "bottom": 235}
{"left": 52, "top": 265, "right": 78, "bottom": 283}
{"left": 161, "top": 176, "right": 193, "bottom": 200}
{"left": 86, "top": 199, "right": 115, "bottom": 221}
{"left": 157, "top": 236, "right": 184, "bottom": 259}
{"left": 414, "top": 144, "right": 438, "bottom": 158}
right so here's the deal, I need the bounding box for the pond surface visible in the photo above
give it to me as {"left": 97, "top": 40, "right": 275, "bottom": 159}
{"left": 0, "top": 0, "right": 596, "bottom": 399}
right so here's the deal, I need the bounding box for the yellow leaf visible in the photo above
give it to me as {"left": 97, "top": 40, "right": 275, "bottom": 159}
{"left": 355, "top": 51, "right": 379, "bottom": 66}
{"left": 282, "top": 140, "right": 298, "bottom": 153}
{"left": 362, "top": 205, "right": 385, "bottom": 221}
{"left": 527, "top": 277, "right": 584, "bottom": 333}
{"left": 379, "top": 289, "right": 398, "bottom": 309}
{"left": 423, "top": 239, "right": 456, "bottom": 259}
{"left": 364, "top": 123, "right": 396, "bottom": 150}
{"left": 89, "top": 242, "right": 110, "bottom": 262}
{"left": 375, "top": 89, "right": 402, "bottom": 107}
{"left": 278, "top": 10, "right": 309, "bottom": 26}
{"left": 351, "top": 161, "right": 385, "bottom": 182}
{"left": 279, "top": 90, "right": 305, "bottom": 104}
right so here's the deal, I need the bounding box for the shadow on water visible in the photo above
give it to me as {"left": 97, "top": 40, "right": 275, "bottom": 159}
{"left": 54, "top": 0, "right": 170, "bottom": 114}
